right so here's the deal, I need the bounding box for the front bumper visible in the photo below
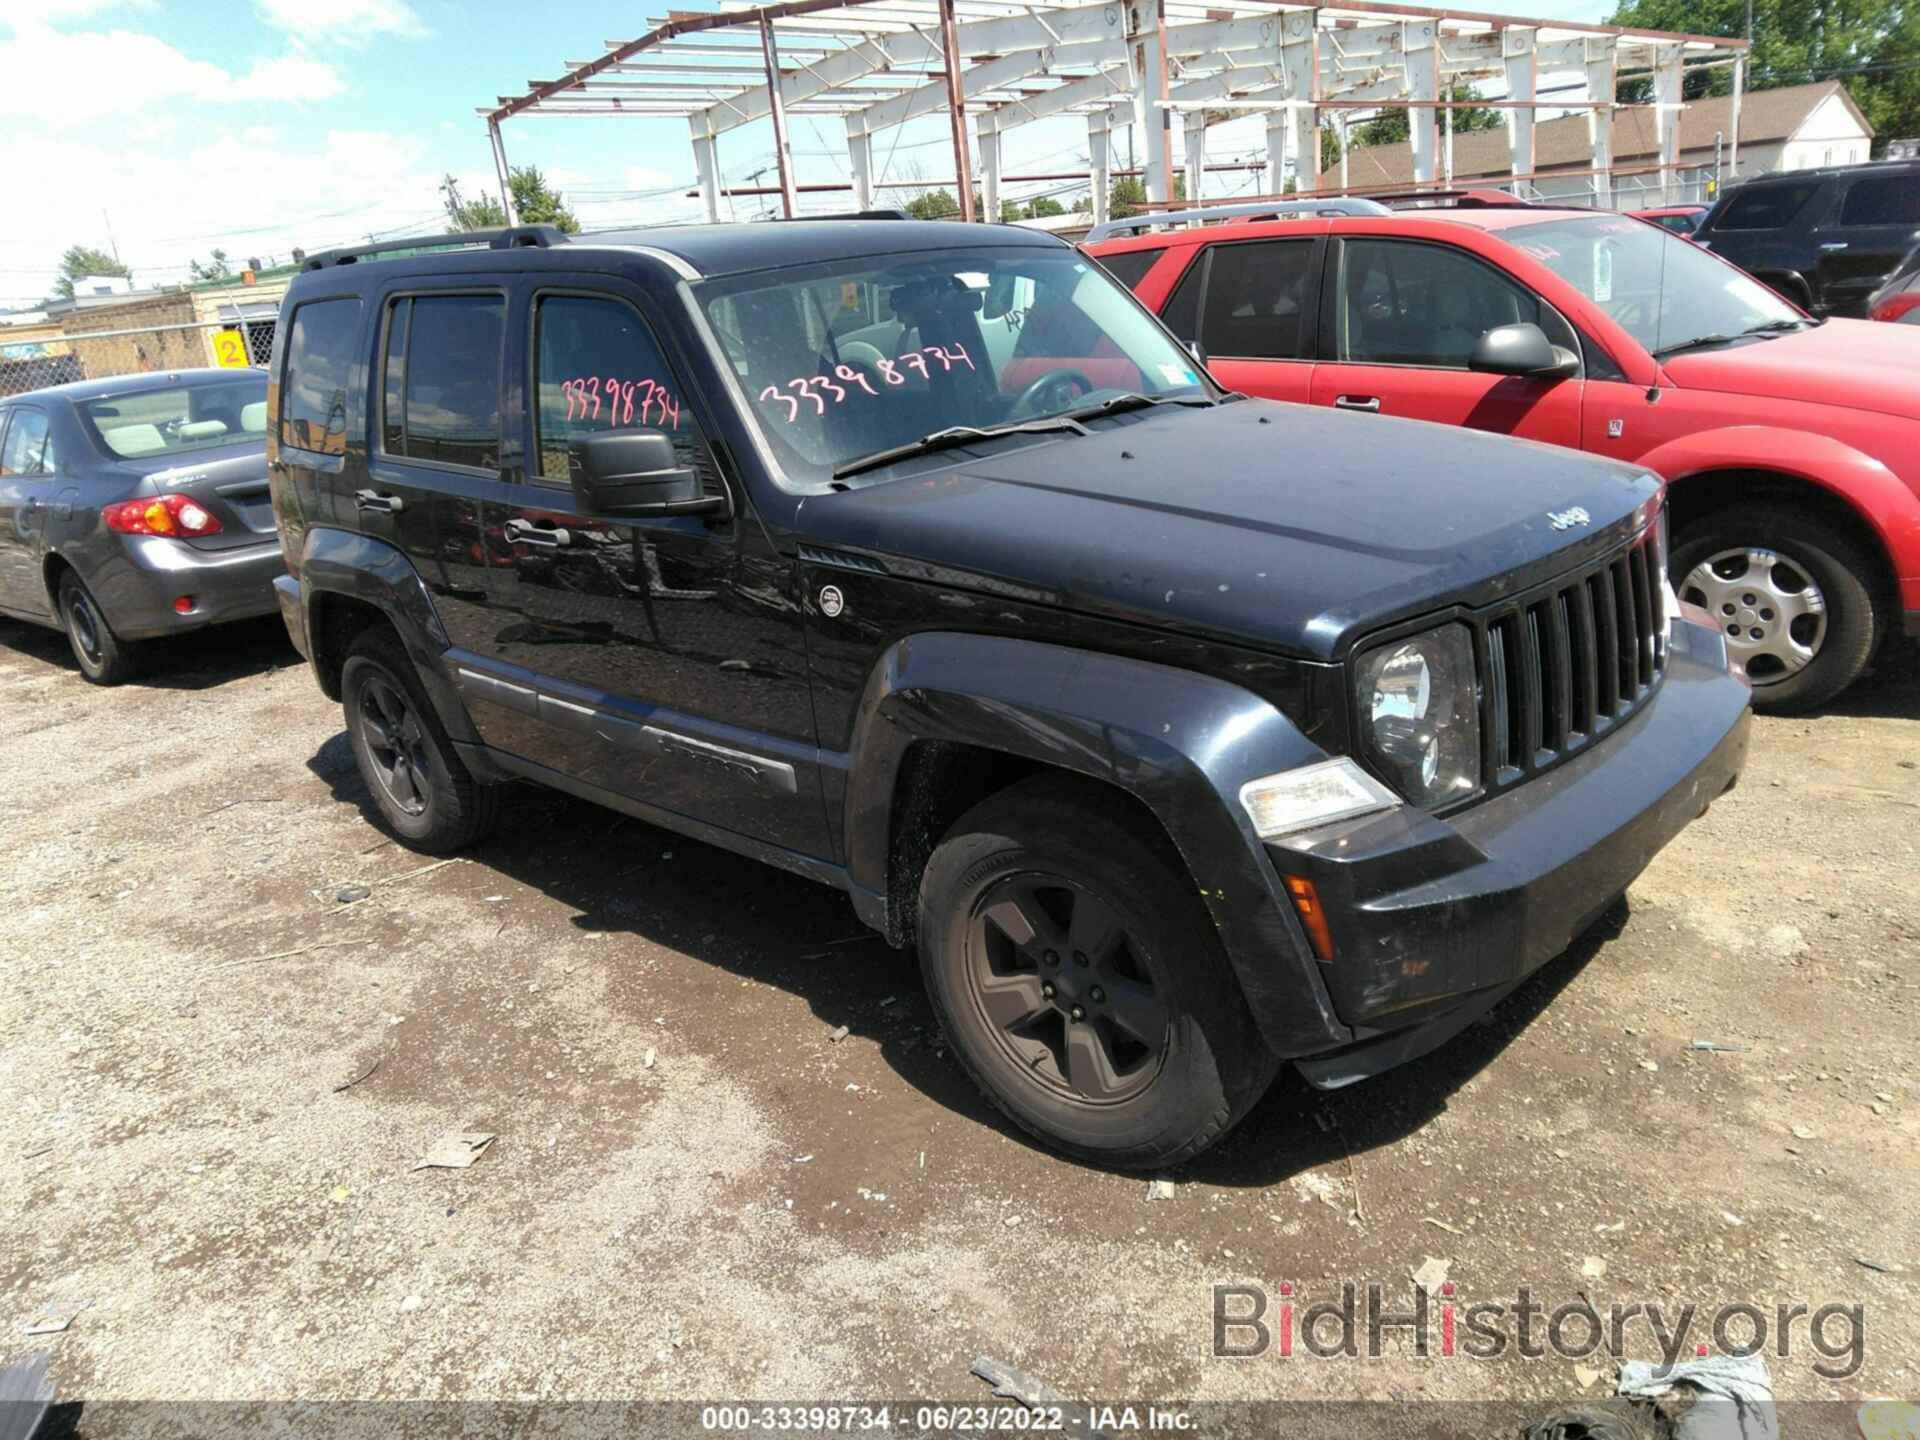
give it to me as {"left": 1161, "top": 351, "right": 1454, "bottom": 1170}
{"left": 91, "top": 535, "right": 285, "bottom": 640}
{"left": 1271, "top": 616, "right": 1750, "bottom": 1080}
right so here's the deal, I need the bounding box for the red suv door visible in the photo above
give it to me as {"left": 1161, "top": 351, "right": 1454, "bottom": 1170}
{"left": 1161, "top": 236, "right": 1323, "bottom": 404}
{"left": 1308, "top": 235, "right": 1586, "bottom": 445}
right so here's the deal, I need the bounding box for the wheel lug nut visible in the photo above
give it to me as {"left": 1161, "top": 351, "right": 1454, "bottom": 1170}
{"left": 1090, "top": 986, "right": 1106, "bottom": 1003}
{"left": 1742, "top": 593, "right": 1756, "bottom": 605}
{"left": 1069, "top": 1005, "right": 1086, "bottom": 1021}
{"left": 1722, "top": 603, "right": 1735, "bottom": 615}
{"left": 1043, "top": 950, "right": 1059, "bottom": 966}
{"left": 1041, "top": 981, "right": 1057, "bottom": 999}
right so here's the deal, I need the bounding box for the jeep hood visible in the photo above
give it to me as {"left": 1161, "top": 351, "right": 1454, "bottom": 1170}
{"left": 1659, "top": 318, "right": 1920, "bottom": 421}
{"left": 799, "top": 399, "right": 1659, "bottom": 662}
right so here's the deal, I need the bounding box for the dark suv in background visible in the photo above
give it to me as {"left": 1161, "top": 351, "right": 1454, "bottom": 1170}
{"left": 1694, "top": 160, "right": 1920, "bottom": 316}
{"left": 267, "top": 222, "right": 1749, "bottom": 1167}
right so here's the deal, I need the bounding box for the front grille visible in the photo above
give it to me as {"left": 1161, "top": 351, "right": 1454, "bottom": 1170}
{"left": 1481, "top": 525, "right": 1666, "bottom": 791}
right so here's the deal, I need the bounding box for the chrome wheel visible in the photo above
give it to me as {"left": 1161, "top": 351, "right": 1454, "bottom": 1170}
{"left": 356, "top": 673, "right": 432, "bottom": 816}
{"left": 964, "top": 874, "right": 1169, "bottom": 1105}
{"left": 1680, "top": 546, "right": 1827, "bottom": 686}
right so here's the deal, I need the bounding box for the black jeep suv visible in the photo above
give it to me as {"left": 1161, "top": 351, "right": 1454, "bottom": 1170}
{"left": 1694, "top": 160, "right": 1920, "bottom": 317}
{"left": 268, "top": 220, "right": 1750, "bottom": 1167}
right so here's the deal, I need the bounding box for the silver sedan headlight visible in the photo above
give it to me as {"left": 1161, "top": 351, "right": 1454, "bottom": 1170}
{"left": 1354, "top": 624, "right": 1481, "bottom": 808}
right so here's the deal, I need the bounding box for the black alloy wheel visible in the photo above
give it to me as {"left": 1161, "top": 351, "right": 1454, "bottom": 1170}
{"left": 356, "top": 671, "right": 433, "bottom": 817}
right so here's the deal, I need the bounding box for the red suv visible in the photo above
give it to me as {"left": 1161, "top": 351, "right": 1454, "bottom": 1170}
{"left": 1088, "top": 203, "right": 1920, "bottom": 709}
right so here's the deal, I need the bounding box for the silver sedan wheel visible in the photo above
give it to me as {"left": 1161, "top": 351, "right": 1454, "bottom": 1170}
{"left": 1680, "top": 546, "right": 1827, "bottom": 686}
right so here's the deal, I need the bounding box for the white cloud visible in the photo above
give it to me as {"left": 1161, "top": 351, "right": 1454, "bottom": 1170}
{"left": 0, "top": 126, "right": 454, "bottom": 301}
{"left": 0, "top": 25, "right": 342, "bottom": 120}
{"left": 256, "top": 0, "right": 427, "bottom": 42}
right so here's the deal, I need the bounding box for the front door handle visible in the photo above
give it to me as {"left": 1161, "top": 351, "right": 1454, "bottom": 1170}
{"left": 503, "top": 518, "right": 570, "bottom": 548}
{"left": 1334, "top": 395, "right": 1382, "bottom": 412}
{"left": 355, "top": 489, "right": 405, "bottom": 514}
{"left": 1819, "top": 242, "right": 1849, "bottom": 251}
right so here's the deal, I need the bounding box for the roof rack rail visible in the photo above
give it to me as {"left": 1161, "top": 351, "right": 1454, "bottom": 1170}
{"left": 778, "top": 208, "right": 912, "bottom": 222}
{"left": 1370, "top": 189, "right": 1535, "bottom": 210}
{"left": 1084, "top": 197, "right": 1389, "bottom": 243}
{"left": 302, "top": 225, "right": 570, "bottom": 269}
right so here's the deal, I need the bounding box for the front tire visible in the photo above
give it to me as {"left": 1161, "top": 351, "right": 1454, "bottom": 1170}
{"left": 917, "top": 775, "right": 1276, "bottom": 1169}
{"left": 1671, "top": 508, "right": 1879, "bottom": 712}
{"left": 59, "top": 572, "right": 142, "bottom": 686}
{"left": 341, "top": 628, "right": 498, "bottom": 852}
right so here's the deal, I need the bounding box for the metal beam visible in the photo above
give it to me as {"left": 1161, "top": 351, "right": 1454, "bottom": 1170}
{"left": 939, "top": 0, "right": 977, "bottom": 221}
{"left": 1586, "top": 35, "right": 1617, "bottom": 207}
{"left": 1652, "top": 42, "right": 1683, "bottom": 204}
{"left": 761, "top": 17, "right": 800, "bottom": 217}
{"left": 1405, "top": 18, "right": 1438, "bottom": 185}
{"left": 1503, "top": 26, "right": 1535, "bottom": 180}
{"left": 487, "top": 118, "right": 520, "bottom": 225}
{"left": 1283, "top": 9, "right": 1320, "bottom": 195}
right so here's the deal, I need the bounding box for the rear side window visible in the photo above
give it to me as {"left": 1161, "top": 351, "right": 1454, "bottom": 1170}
{"left": 1838, "top": 176, "right": 1920, "bottom": 227}
{"left": 1199, "top": 240, "right": 1316, "bottom": 359}
{"left": 84, "top": 378, "right": 267, "bottom": 459}
{"left": 379, "top": 294, "right": 505, "bottom": 471}
{"left": 280, "top": 298, "right": 362, "bottom": 456}
{"left": 532, "top": 294, "right": 707, "bottom": 487}
{"left": 1712, "top": 183, "right": 1820, "bottom": 231}
{"left": 0, "top": 407, "right": 54, "bottom": 475}
{"left": 1092, "top": 247, "right": 1164, "bottom": 292}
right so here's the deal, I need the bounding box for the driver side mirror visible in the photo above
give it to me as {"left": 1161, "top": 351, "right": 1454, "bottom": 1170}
{"left": 570, "top": 429, "right": 726, "bottom": 519}
{"left": 1469, "top": 323, "right": 1579, "bottom": 380}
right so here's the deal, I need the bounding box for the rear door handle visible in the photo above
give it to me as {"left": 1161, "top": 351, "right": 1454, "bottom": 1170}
{"left": 1334, "top": 395, "right": 1382, "bottom": 412}
{"left": 354, "top": 488, "right": 404, "bottom": 514}
{"left": 1820, "top": 242, "right": 1849, "bottom": 251}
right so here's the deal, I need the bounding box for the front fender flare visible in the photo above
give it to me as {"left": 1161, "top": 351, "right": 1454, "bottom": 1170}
{"left": 1644, "top": 425, "right": 1920, "bottom": 578}
{"left": 297, "top": 526, "right": 479, "bottom": 746}
{"left": 844, "top": 631, "right": 1352, "bottom": 1055}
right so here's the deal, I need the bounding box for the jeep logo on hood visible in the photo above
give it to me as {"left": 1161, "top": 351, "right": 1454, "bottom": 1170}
{"left": 1548, "top": 506, "right": 1593, "bottom": 531}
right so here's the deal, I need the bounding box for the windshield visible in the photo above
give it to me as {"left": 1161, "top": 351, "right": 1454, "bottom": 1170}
{"left": 1507, "top": 215, "right": 1802, "bottom": 357}
{"left": 83, "top": 375, "right": 269, "bottom": 459}
{"left": 698, "top": 245, "right": 1210, "bottom": 480}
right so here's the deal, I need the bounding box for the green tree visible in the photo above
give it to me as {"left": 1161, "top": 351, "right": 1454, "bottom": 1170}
{"left": 1321, "top": 121, "right": 1345, "bottom": 176}
{"left": 441, "top": 167, "right": 580, "bottom": 233}
{"left": 190, "top": 249, "right": 232, "bottom": 282}
{"left": 905, "top": 189, "right": 961, "bottom": 219}
{"left": 1027, "top": 195, "right": 1066, "bottom": 218}
{"left": 1351, "top": 85, "right": 1503, "bottom": 148}
{"left": 1107, "top": 173, "right": 1186, "bottom": 219}
{"left": 54, "top": 244, "right": 129, "bottom": 301}
{"left": 1607, "top": 0, "right": 1919, "bottom": 153}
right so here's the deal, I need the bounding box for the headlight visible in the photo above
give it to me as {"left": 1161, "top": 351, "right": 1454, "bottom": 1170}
{"left": 1354, "top": 624, "right": 1481, "bottom": 808}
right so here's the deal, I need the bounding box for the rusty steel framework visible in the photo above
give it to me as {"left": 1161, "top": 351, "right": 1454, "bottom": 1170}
{"left": 479, "top": 0, "right": 1749, "bottom": 226}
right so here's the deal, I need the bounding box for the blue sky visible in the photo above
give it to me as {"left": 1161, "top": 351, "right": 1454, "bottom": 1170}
{"left": 0, "top": 0, "right": 1617, "bottom": 306}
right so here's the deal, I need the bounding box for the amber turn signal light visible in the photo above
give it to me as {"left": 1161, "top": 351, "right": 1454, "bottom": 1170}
{"left": 1283, "top": 874, "right": 1335, "bottom": 962}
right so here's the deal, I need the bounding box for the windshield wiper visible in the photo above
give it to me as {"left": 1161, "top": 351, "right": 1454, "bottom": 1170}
{"left": 1653, "top": 318, "right": 1812, "bottom": 359}
{"left": 831, "top": 416, "right": 1088, "bottom": 481}
{"left": 1064, "top": 391, "right": 1218, "bottom": 421}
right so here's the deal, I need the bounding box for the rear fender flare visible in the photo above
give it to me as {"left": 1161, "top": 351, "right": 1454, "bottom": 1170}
{"left": 844, "top": 631, "right": 1351, "bottom": 1055}
{"left": 298, "top": 526, "right": 479, "bottom": 745}
{"left": 1645, "top": 425, "right": 1920, "bottom": 583}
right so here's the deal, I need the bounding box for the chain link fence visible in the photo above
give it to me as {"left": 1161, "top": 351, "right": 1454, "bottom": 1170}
{"left": 0, "top": 314, "right": 274, "bottom": 400}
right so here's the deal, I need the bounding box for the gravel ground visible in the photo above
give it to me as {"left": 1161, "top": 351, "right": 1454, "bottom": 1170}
{"left": 1, "top": 616, "right": 1915, "bottom": 1411}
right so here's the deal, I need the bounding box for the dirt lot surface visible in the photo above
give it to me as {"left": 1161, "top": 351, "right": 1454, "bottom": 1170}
{"left": 2, "top": 617, "right": 1915, "bottom": 1410}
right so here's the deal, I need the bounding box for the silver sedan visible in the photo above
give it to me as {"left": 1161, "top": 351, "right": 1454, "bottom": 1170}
{"left": 0, "top": 368, "right": 285, "bottom": 684}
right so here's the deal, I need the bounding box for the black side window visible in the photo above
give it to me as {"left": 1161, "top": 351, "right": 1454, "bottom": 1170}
{"left": 1199, "top": 240, "right": 1316, "bottom": 359}
{"left": 379, "top": 294, "right": 504, "bottom": 471}
{"left": 1713, "top": 183, "right": 1820, "bottom": 232}
{"left": 1159, "top": 252, "right": 1206, "bottom": 341}
{"left": 1336, "top": 239, "right": 1572, "bottom": 369}
{"left": 532, "top": 295, "right": 710, "bottom": 488}
{"left": 1092, "top": 247, "right": 1164, "bottom": 292}
{"left": 1838, "top": 177, "right": 1920, "bottom": 227}
{"left": 280, "top": 298, "right": 361, "bottom": 456}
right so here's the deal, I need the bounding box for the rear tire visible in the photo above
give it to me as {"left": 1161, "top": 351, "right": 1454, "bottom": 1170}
{"left": 1670, "top": 507, "right": 1879, "bottom": 712}
{"left": 341, "top": 628, "right": 498, "bottom": 852}
{"left": 58, "top": 572, "right": 143, "bottom": 686}
{"left": 917, "top": 774, "right": 1276, "bottom": 1169}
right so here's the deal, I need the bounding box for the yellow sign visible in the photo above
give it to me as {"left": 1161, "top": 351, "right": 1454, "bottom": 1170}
{"left": 211, "top": 328, "right": 251, "bottom": 368}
